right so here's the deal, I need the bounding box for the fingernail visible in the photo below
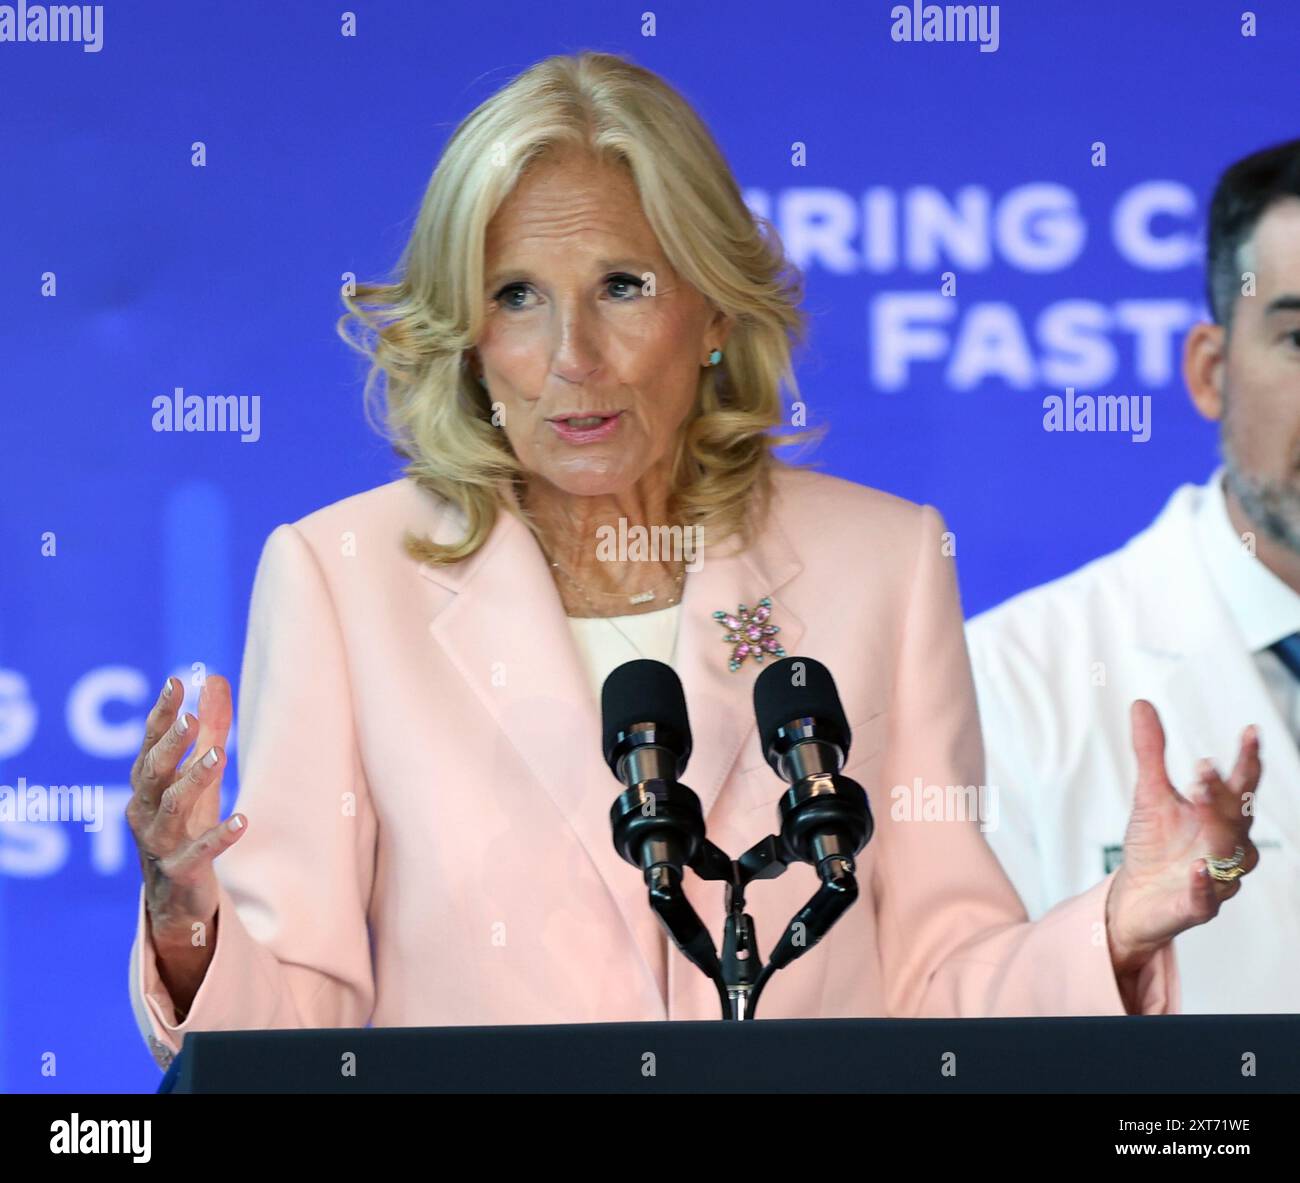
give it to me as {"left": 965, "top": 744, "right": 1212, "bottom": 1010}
{"left": 1196, "top": 757, "right": 1215, "bottom": 781}
{"left": 202, "top": 747, "right": 219, "bottom": 768}
{"left": 176, "top": 713, "right": 190, "bottom": 735}
{"left": 161, "top": 678, "right": 173, "bottom": 700}
{"left": 227, "top": 815, "right": 244, "bottom": 831}
{"left": 1245, "top": 725, "right": 1259, "bottom": 746}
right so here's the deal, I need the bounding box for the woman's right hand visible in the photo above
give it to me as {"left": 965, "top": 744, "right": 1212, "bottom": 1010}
{"left": 127, "top": 674, "right": 247, "bottom": 1010}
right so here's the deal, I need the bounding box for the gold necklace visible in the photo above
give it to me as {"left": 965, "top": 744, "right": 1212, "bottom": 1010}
{"left": 545, "top": 550, "right": 686, "bottom": 613}
{"left": 541, "top": 545, "right": 686, "bottom": 662}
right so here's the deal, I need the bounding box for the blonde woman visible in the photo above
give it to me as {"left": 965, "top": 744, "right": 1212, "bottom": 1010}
{"left": 127, "top": 51, "right": 1258, "bottom": 1070}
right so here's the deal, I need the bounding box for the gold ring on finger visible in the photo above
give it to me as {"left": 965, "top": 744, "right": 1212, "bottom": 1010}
{"left": 1205, "top": 846, "right": 1247, "bottom": 882}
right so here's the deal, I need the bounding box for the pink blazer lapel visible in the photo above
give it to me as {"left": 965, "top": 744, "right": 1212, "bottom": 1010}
{"left": 418, "top": 481, "right": 804, "bottom": 1011}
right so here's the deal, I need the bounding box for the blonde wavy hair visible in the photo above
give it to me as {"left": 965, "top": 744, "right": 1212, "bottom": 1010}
{"left": 337, "top": 50, "right": 825, "bottom": 566}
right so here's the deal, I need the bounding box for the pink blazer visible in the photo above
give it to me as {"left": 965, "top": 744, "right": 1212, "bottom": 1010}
{"left": 129, "top": 463, "right": 1177, "bottom": 1068}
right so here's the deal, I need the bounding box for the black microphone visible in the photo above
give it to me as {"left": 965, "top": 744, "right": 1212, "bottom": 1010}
{"left": 751, "top": 656, "right": 873, "bottom": 972}
{"left": 603, "top": 659, "right": 726, "bottom": 989}
{"left": 602, "top": 657, "right": 692, "bottom": 785}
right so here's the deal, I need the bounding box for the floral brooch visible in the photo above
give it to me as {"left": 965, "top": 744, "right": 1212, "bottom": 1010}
{"left": 712, "top": 596, "right": 785, "bottom": 672}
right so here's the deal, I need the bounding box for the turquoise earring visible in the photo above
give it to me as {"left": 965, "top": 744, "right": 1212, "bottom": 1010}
{"left": 707, "top": 348, "right": 723, "bottom": 366}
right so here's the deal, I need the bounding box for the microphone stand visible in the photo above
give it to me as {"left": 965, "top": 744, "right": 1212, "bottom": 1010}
{"left": 603, "top": 657, "right": 872, "bottom": 1021}
{"left": 613, "top": 771, "right": 870, "bottom": 1021}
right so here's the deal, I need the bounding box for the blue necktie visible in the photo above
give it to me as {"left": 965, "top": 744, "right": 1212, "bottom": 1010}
{"left": 1269, "top": 633, "right": 1300, "bottom": 681}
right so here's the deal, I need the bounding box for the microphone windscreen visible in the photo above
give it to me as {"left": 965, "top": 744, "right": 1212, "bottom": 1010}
{"left": 752, "top": 656, "right": 851, "bottom": 758}
{"left": 601, "top": 658, "right": 693, "bottom": 772}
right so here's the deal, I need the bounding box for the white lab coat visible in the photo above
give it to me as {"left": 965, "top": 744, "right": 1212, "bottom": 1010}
{"left": 966, "top": 474, "right": 1300, "bottom": 1013}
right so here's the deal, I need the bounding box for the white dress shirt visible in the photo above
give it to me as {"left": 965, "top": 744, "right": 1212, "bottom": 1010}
{"left": 967, "top": 466, "right": 1300, "bottom": 1012}
{"left": 1194, "top": 467, "right": 1300, "bottom": 744}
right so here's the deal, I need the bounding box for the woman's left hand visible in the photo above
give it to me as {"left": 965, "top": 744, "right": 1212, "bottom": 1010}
{"left": 1105, "top": 699, "right": 1261, "bottom": 988}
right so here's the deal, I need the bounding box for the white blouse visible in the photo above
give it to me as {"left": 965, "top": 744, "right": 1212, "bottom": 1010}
{"left": 566, "top": 603, "right": 683, "bottom": 702}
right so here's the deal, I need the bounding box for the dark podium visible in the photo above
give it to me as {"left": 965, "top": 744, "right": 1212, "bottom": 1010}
{"left": 159, "top": 1014, "right": 1300, "bottom": 1093}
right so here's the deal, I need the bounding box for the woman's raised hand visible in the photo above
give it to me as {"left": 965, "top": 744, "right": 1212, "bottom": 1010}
{"left": 127, "top": 674, "right": 246, "bottom": 997}
{"left": 1105, "top": 699, "right": 1261, "bottom": 991}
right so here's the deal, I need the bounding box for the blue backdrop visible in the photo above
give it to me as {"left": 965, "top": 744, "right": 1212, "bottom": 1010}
{"left": 2, "top": 0, "right": 1297, "bottom": 1093}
